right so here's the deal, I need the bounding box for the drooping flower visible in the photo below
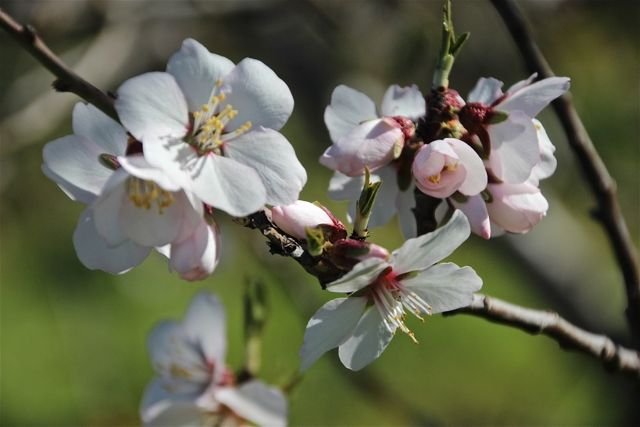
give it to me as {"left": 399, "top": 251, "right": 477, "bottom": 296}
{"left": 142, "top": 292, "right": 287, "bottom": 427}
{"left": 300, "top": 210, "right": 482, "bottom": 371}
{"left": 115, "top": 38, "right": 307, "bottom": 218}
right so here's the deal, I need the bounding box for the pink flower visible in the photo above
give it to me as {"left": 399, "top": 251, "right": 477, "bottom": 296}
{"left": 271, "top": 200, "right": 335, "bottom": 240}
{"left": 412, "top": 138, "right": 487, "bottom": 198}
{"left": 486, "top": 182, "right": 549, "bottom": 234}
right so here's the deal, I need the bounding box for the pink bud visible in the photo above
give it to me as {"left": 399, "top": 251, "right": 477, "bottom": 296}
{"left": 271, "top": 201, "right": 334, "bottom": 240}
{"left": 486, "top": 182, "right": 548, "bottom": 233}
{"left": 412, "top": 138, "right": 487, "bottom": 198}
{"left": 170, "top": 220, "right": 220, "bottom": 281}
{"left": 357, "top": 243, "right": 390, "bottom": 261}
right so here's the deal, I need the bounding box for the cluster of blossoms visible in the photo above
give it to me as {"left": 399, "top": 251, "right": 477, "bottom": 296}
{"left": 321, "top": 75, "right": 569, "bottom": 238}
{"left": 43, "top": 39, "right": 306, "bottom": 280}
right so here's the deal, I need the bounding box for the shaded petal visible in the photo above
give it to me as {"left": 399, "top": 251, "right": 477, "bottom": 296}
{"left": 529, "top": 119, "right": 557, "bottom": 184}
{"left": 118, "top": 155, "right": 183, "bottom": 192}
{"left": 224, "top": 128, "right": 307, "bottom": 206}
{"left": 488, "top": 111, "right": 540, "bottom": 183}
{"left": 300, "top": 297, "right": 367, "bottom": 371}
{"left": 73, "top": 208, "right": 150, "bottom": 274}
{"left": 43, "top": 134, "right": 113, "bottom": 197}
{"left": 487, "top": 182, "right": 548, "bottom": 233}
{"left": 141, "top": 378, "right": 201, "bottom": 425}
{"left": 338, "top": 306, "right": 394, "bottom": 371}
{"left": 142, "top": 138, "right": 197, "bottom": 191}
{"left": 450, "top": 139, "right": 487, "bottom": 196}
{"left": 402, "top": 262, "right": 482, "bottom": 313}
{"left": 42, "top": 163, "right": 97, "bottom": 205}
{"left": 396, "top": 183, "right": 417, "bottom": 239}
{"left": 325, "top": 258, "right": 390, "bottom": 293}
{"left": 214, "top": 380, "right": 287, "bottom": 427}
{"left": 380, "top": 84, "right": 425, "bottom": 119}
{"left": 327, "top": 171, "right": 363, "bottom": 201}
{"left": 391, "top": 209, "right": 470, "bottom": 274}
{"left": 324, "top": 85, "right": 378, "bottom": 143}
{"left": 450, "top": 195, "right": 491, "bottom": 239}
{"left": 190, "top": 155, "right": 266, "bottom": 217}
{"left": 505, "top": 73, "right": 537, "bottom": 96}
{"left": 467, "top": 77, "right": 504, "bottom": 104}
{"left": 72, "top": 102, "right": 127, "bottom": 156}
{"left": 170, "top": 219, "right": 220, "bottom": 282}
{"left": 115, "top": 72, "right": 189, "bottom": 142}
{"left": 92, "top": 170, "right": 130, "bottom": 246}
{"left": 499, "top": 77, "right": 570, "bottom": 117}
{"left": 222, "top": 58, "right": 293, "bottom": 132}
{"left": 367, "top": 165, "right": 400, "bottom": 228}
{"left": 181, "top": 291, "right": 226, "bottom": 367}
{"left": 166, "top": 38, "right": 235, "bottom": 111}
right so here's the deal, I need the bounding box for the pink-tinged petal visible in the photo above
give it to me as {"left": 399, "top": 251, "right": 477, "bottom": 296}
{"left": 190, "top": 155, "right": 266, "bottom": 217}
{"left": 499, "top": 76, "right": 570, "bottom": 117}
{"left": 488, "top": 111, "right": 540, "bottom": 183}
{"left": 271, "top": 200, "right": 333, "bottom": 240}
{"left": 391, "top": 209, "right": 470, "bottom": 274}
{"left": 380, "top": 84, "right": 425, "bottom": 119}
{"left": 529, "top": 119, "right": 557, "bottom": 184}
{"left": 72, "top": 103, "right": 127, "bottom": 156}
{"left": 402, "top": 262, "right": 482, "bottom": 313}
{"left": 396, "top": 183, "right": 417, "bottom": 239}
{"left": 118, "top": 155, "right": 182, "bottom": 192}
{"left": 92, "top": 170, "right": 130, "bottom": 246}
{"left": 214, "top": 380, "right": 287, "bottom": 427}
{"left": 224, "top": 127, "right": 307, "bottom": 206}
{"left": 467, "top": 77, "right": 504, "bottom": 104}
{"left": 412, "top": 140, "right": 466, "bottom": 198}
{"left": 449, "top": 139, "right": 487, "bottom": 196}
{"left": 115, "top": 72, "right": 189, "bottom": 143}
{"left": 166, "top": 38, "right": 235, "bottom": 112}
{"left": 300, "top": 297, "right": 367, "bottom": 371}
{"left": 324, "top": 85, "right": 378, "bottom": 143}
{"left": 450, "top": 194, "right": 491, "bottom": 239}
{"left": 170, "top": 220, "right": 220, "bottom": 282}
{"left": 320, "top": 118, "right": 403, "bottom": 176}
{"left": 325, "top": 258, "right": 390, "bottom": 293}
{"left": 487, "top": 182, "right": 549, "bottom": 233}
{"left": 338, "top": 305, "right": 394, "bottom": 371}
{"left": 43, "top": 134, "right": 113, "bottom": 197}
{"left": 140, "top": 378, "right": 202, "bottom": 426}
{"left": 181, "top": 291, "right": 226, "bottom": 368}
{"left": 222, "top": 58, "right": 293, "bottom": 132}
{"left": 73, "top": 208, "right": 150, "bottom": 274}
{"left": 41, "top": 163, "right": 97, "bottom": 205}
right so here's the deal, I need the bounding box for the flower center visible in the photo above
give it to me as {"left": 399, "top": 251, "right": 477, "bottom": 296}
{"left": 370, "top": 272, "right": 432, "bottom": 343}
{"left": 428, "top": 159, "right": 458, "bottom": 184}
{"left": 126, "top": 177, "right": 174, "bottom": 213}
{"left": 191, "top": 80, "right": 253, "bottom": 155}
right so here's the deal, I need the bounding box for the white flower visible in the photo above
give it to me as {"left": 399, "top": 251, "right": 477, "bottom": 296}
{"left": 300, "top": 210, "right": 482, "bottom": 371}
{"left": 143, "top": 292, "right": 288, "bottom": 427}
{"left": 115, "top": 38, "right": 307, "bottom": 218}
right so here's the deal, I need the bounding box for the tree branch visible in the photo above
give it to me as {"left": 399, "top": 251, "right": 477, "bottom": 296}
{"left": 0, "top": 8, "right": 118, "bottom": 120}
{"left": 449, "top": 294, "right": 640, "bottom": 377}
{"left": 489, "top": 0, "right": 640, "bottom": 348}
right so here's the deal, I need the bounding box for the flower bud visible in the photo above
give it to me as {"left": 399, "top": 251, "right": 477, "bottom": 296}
{"left": 412, "top": 138, "right": 487, "bottom": 198}
{"left": 170, "top": 220, "right": 220, "bottom": 281}
{"left": 271, "top": 201, "right": 334, "bottom": 240}
{"left": 486, "top": 182, "right": 548, "bottom": 234}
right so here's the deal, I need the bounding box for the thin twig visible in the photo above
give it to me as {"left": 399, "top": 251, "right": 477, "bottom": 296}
{"left": 0, "top": 8, "right": 118, "bottom": 120}
{"left": 448, "top": 294, "right": 640, "bottom": 377}
{"left": 489, "top": 0, "right": 640, "bottom": 348}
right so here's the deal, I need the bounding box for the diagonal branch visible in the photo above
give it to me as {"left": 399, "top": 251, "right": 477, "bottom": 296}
{"left": 448, "top": 294, "right": 640, "bottom": 377}
{"left": 489, "top": 0, "right": 640, "bottom": 348}
{"left": 0, "top": 8, "right": 118, "bottom": 120}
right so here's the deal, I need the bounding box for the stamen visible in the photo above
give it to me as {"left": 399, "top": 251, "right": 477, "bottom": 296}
{"left": 428, "top": 173, "right": 441, "bottom": 184}
{"left": 126, "top": 177, "right": 175, "bottom": 213}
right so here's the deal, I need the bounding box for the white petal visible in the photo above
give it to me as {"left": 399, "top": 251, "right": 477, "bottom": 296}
{"left": 92, "top": 170, "right": 130, "bottom": 246}
{"left": 181, "top": 291, "right": 226, "bottom": 368}
{"left": 222, "top": 58, "right": 293, "bottom": 132}
{"left": 299, "top": 297, "right": 367, "bottom": 371}
{"left": 391, "top": 209, "right": 470, "bottom": 274}
{"left": 118, "top": 155, "right": 183, "bottom": 192}
{"left": 72, "top": 102, "right": 127, "bottom": 156}
{"left": 327, "top": 171, "right": 363, "bottom": 201}
{"left": 396, "top": 183, "right": 417, "bottom": 239}
{"left": 402, "top": 262, "right": 482, "bottom": 313}
{"left": 450, "top": 195, "right": 491, "bottom": 239}
{"left": 115, "top": 72, "right": 189, "bottom": 142}
{"left": 487, "top": 182, "right": 548, "bottom": 233}
{"left": 448, "top": 138, "right": 487, "bottom": 196}
{"left": 170, "top": 220, "right": 220, "bottom": 281}
{"left": 190, "top": 155, "right": 266, "bottom": 217}
{"left": 324, "top": 85, "right": 378, "bottom": 143}
{"left": 367, "top": 165, "right": 400, "bottom": 228}
{"left": 338, "top": 306, "right": 394, "bottom": 371}
{"left": 166, "top": 38, "right": 235, "bottom": 111}
{"left": 467, "top": 77, "right": 504, "bottom": 104}
{"left": 142, "top": 138, "right": 197, "bottom": 191}
{"left": 43, "top": 134, "right": 113, "bottom": 197}
{"left": 505, "top": 73, "right": 537, "bottom": 96}
{"left": 380, "top": 84, "right": 425, "bottom": 119}
{"left": 529, "top": 119, "right": 557, "bottom": 184}
{"left": 141, "top": 378, "right": 201, "bottom": 425}
{"left": 214, "top": 380, "right": 287, "bottom": 427}
{"left": 499, "top": 77, "right": 570, "bottom": 117}
{"left": 73, "top": 208, "right": 150, "bottom": 274}
{"left": 488, "top": 111, "right": 540, "bottom": 183}
{"left": 42, "top": 163, "right": 97, "bottom": 205}
{"left": 224, "top": 128, "right": 307, "bottom": 206}
{"left": 325, "top": 258, "right": 390, "bottom": 293}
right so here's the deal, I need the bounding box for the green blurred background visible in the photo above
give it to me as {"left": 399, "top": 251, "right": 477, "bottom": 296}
{"left": 1, "top": 0, "right": 639, "bottom": 425}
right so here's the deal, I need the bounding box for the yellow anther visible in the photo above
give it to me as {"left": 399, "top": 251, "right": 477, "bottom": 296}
{"left": 215, "top": 79, "right": 223, "bottom": 87}
{"left": 127, "top": 177, "right": 175, "bottom": 213}
{"left": 428, "top": 174, "right": 441, "bottom": 184}
{"left": 201, "top": 104, "right": 210, "bottom": 112}
{"left": 444, "top": 162, "right": 458, "bottom": 172}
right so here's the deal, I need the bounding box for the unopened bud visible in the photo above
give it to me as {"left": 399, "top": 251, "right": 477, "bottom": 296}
{"left": 271, "top": 201, "right": 334, "bottom": 240}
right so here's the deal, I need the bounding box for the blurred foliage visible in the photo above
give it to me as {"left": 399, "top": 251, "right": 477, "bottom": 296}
{"left": 1, "top": 0, "right": 639, "bottom": 425}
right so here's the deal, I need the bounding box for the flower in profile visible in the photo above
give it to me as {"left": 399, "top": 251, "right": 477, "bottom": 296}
{"left": 115, "top": 38, "right": 307, "bottom": 218}
{"left": 271, "top": 200, "right": 335, "bottom": 240}
{"left": 142, "top": 292, "right": 287, "bottom": 427}
{"left": 300, "top": 210, "right": 482, "bottom": 371}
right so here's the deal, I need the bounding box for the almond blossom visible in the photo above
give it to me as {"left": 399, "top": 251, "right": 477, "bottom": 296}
{"left": 300, "top": 210, "right": 482, "bottom": 371}
{"left": 142, "top": 292, "right": 287, "bottom": 427}
{"left": 271, "top": 200, "right": 334, "bottom": 240}
{"left": 115, "top": 38, "right": 307, "bottom": 218}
